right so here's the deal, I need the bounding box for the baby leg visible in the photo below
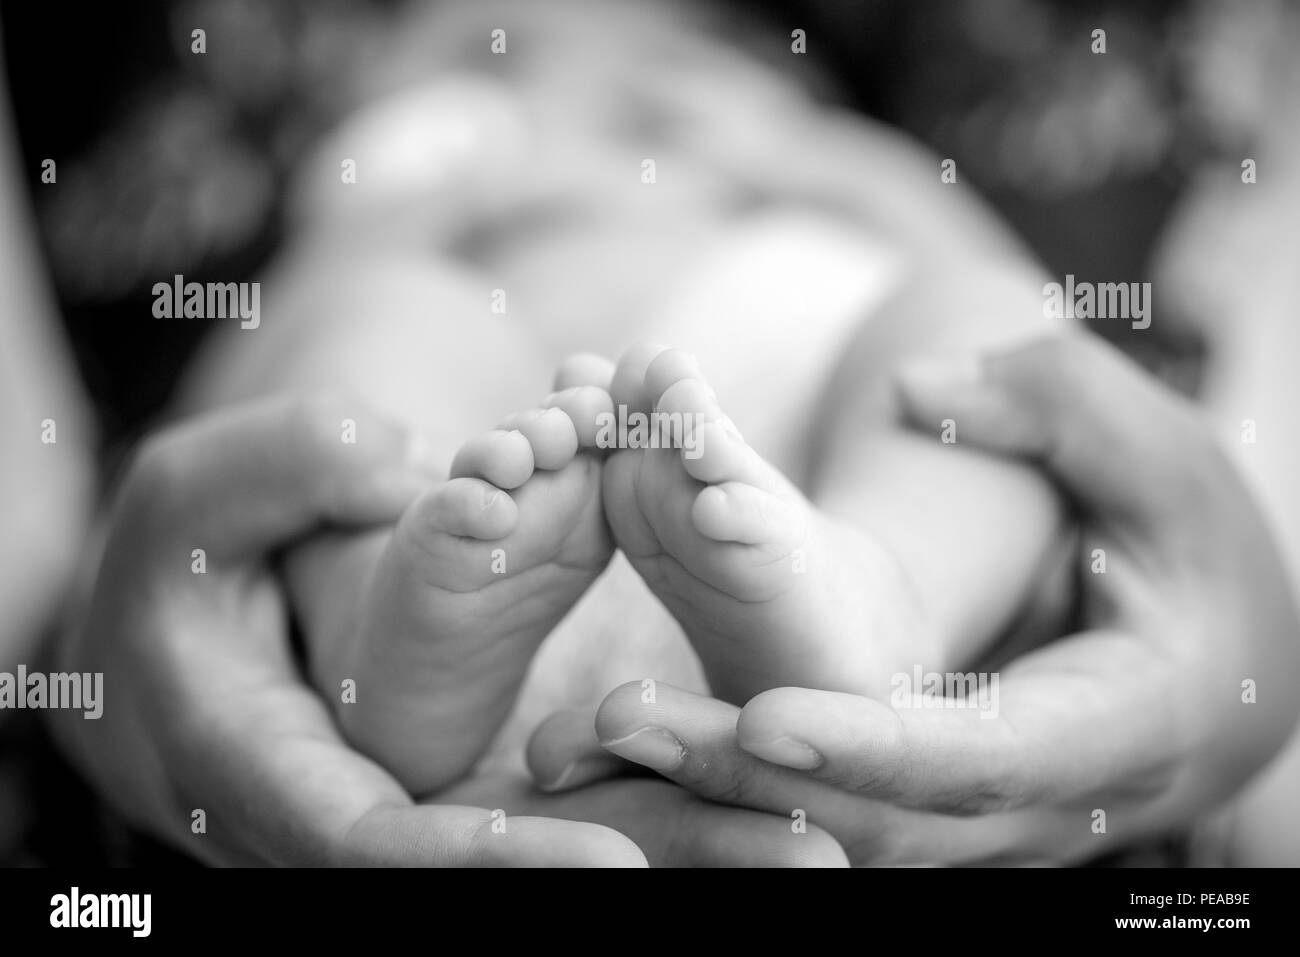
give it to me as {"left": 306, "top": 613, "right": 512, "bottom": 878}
{"left": 180, "top": 252, "right": 618, "bottom": 794}
{"left": 597, "top": 261, "right": 1068, "bottom": 705}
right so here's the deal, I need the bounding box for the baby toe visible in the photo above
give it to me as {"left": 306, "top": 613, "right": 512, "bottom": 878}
{"left": 644, "top": 348, "right": 704, "bottom": 405}
{"left": 544, "top": 385, "right": 615, "bottom": 448}
{"left": 554, "top": 352, "right": 616, "bottom": 391}
{"left": 449, "top": 429, "right": 534, "bottom": 488}
{"left": 655, "top": 376, "right": 720, "bottom": 421}
{"left": 610, "top": 341, "right": 669, "bottom": 414}
{"left": 692, "top": 481, "right": 805, "bottom": 548}
{"left": 680, "top": 420, "right": 766, "bottom": 484}
{"left": 499, "top": 407, "right": 579, "bottom": 470}
{"left": 408, "top": 476, "right": 518, "bottom": 542}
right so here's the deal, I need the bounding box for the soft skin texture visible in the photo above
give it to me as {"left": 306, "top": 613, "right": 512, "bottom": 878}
{"left": 51, "top": 395, "right": 846, "bottom": 867}
{"left": 295, "top": 382, "right": 619, "bottom": 795}
{"left": 177, "top": 188, "right": 1068, "bottom": 828}
{"left": 141, "top": 1, "right": 1072, "bottom": 862}
{"left": 529, "top": 334, "right": 1300, "bottom": 865}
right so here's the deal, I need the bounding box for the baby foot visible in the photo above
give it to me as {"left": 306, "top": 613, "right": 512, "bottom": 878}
{"left": 336, "top": 378, "right": 616, "bottom": 796}
{"left": 601, "top": 343, "right": 917, "bottom": 704}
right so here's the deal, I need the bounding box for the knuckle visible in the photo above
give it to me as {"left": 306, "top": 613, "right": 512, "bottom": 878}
{"left": 835, "top": 713, "right": 909, "bottom": 795}
{"left": 462, "top": 815, "right": 502, "bottom": 865}
{"left": 833, "top": 752, "right": 903, "bottom": 795}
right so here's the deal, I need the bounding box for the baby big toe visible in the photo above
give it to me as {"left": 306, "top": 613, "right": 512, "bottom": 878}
{"left": 543, "top": 386, "right": 615, "bottom": 449}
{"left": 643, "top": 347, "right": 703, "bottom": 402}
{"left": 610, "top": 341, "right": 669, "bottom": 414}
{"left": 411, "top": 476, "right": 517, "bottom": 542}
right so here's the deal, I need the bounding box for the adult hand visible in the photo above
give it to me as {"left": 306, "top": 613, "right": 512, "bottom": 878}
{"left": 528, "top": 334, "right": 1300, "bottom": 864}
{"left": 53, "top": 395, "right": 844, "bottom": 866}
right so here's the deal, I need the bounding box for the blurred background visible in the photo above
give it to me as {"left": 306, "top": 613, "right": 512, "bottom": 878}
{"left": 2, "top": 0, "right": 1298, "bottom": 865}
{"left": 8, "top": 0, "right": 1297, "bottom": 446}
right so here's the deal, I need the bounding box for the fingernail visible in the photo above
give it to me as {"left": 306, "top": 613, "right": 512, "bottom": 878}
{"left": 897, "top": 355, "right": 983, "bottom": 394}
{"left": 537, "top": 757, "right": 616, "bottom": 793}
{"left": 600, "top": 727, "right": 685, "bottom": 772}
{"left": 744, "top": 735, "right": 823, "bottom": 771}
{"left": 481, "top": 486, "right": 502, "bottom": 510}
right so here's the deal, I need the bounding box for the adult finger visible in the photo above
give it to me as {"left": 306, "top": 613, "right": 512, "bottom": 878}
{"left": 157, "top": 669, "right": 645, "bottom": 867}
{"left": 116, "top": 393, "right": 442, "bottom": 564}
{"left": 526, "top": 707, "right": 630, "bottom": 792}
{"left": 584, "top": 681, "right": 870, "bottom": 840}
{"left": 511, "top": 776, "right": 850, "bottom": 867}
{"left": 527, "top": 686, "right": 1123, "bottom": 865}
{"left": 896, "top": 334, "right": 1231, "bottom": 532}
{"left": 735, "top": 629, "right": 1188, "bottom": 814}
{"left": 550, "top": 681, "right": 1035, "bottom": 865}
{"left": 344, "top": 805, "right": 647, "bottom": 868}
{"left": 525, "top": 692, "right": 815, "bottom": 802}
